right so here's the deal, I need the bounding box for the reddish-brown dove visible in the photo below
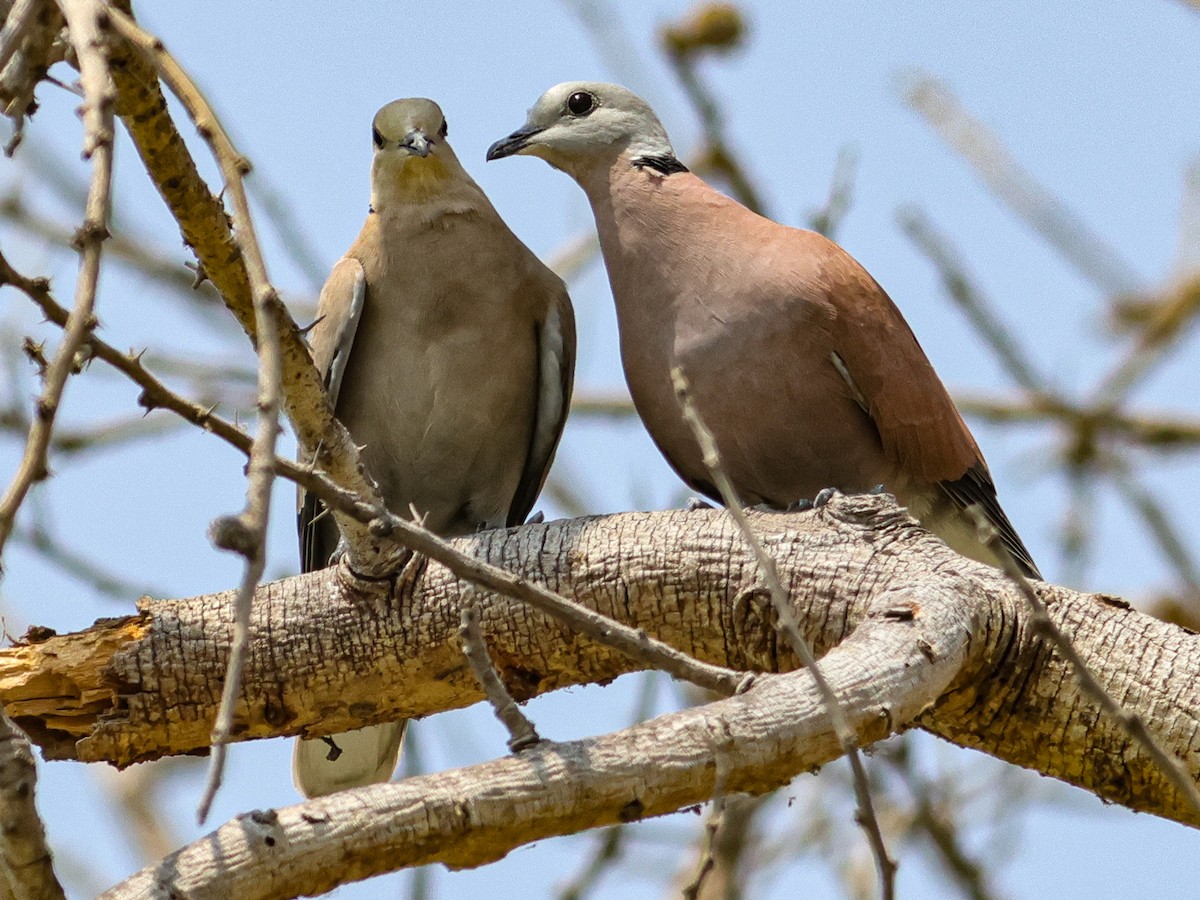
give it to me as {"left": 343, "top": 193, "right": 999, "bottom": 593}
{"left": 295, "top": 98, "right": 576, "bottom": 797}
{"left": 488, "top": 82, "right": 1037, "bottom": 577}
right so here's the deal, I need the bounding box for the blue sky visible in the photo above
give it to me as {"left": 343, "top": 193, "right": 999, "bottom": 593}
{"left": 1, "top": 2, "right": 1198, "bottom": 897}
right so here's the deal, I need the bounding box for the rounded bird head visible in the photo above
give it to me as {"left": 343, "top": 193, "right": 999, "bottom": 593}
{"left": 370, "top": 98, "right": 464, "bottom": 205}
{"left": 487, "top": 82, "right": 676, "bottom": 174}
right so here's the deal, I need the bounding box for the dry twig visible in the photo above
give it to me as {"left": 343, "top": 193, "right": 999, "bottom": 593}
{"left": 460, "top": 591, "right": 542, "bottom": 752}
{"left": 671, "top": 367, "right": 897, "bottom": 900}
{"left": 0, "top": 252, "right": 749, "bottom": 701}
{"left": 969, "top": 505, "right": 1200, "bottom": 818}
{"left": 681, "top": 745, "right": 731, "bottom": 900}
{"left": 808, "top": 145, "right": 858, "bottom": 240}
{"left": 902, "top": 71, "right": 1140, "bottom": 297}
{"left": 0, "top": 0, "right": 113, "bottom": 561}
{"left": 661, "top": 4, "right": 765, "bottom": 215}
{"left": 899, "top": 208, "right": 1045, "bottom": 393}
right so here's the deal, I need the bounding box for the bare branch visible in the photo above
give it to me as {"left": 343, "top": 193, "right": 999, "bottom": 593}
{"left": 101, "top": 579, "right": 973, "bottom": 899}
{"left": 0, "top": 0, "right": 64, "bottom": 150}
{"left": 680, "top": 749, "right": 729, "bottom": 900}
{"left": 12, "top": 509, "right": 162, "bottom": 601}
{"left": 661, "top": 5, "right": 765, "bottom": 215}
{"left": 899, "top": 207, "right": 1046, "bottom": 394}
{"left": 99, "top": 2, "right": 394, "bottom": 575}
{"left": 557, "top": 826, "right": 623, "bottom": 900}
{"left": 0, "top": 0, "right": 113, "bottom": 561}
{"left": 460, "top": 591, "right": 542, "bottom": 752}
{"left": 901, "top": 71, "right": 1141, "bottom": 297}
{"left": 955, "top": 391, "right": 1200, "bottom": 452}
{"left": 556, "top": 675, "right": 658, "bottom": 900}
{"left": 113, "top": 1, "right": 292, "bottom": 824}
{"left": 0, "top": 403, "right": 184, "bottom": 458}
{"left": 1108, "top": 468, "right": 1200, "bottom": 601}
{"left": 0, "top": 0, "right": 43, "bottom": 76}
{"left": 969, "top": 506, "right": 1200, "bottom": 818}
{"left": 0, "top": 188, "right": 227, "bottom": 319}
{"left": 570, "top": 391, "right": 637, "bottom": 419}
{"left": 0, "top": 250, "right": 746, "bottom": 705}
{"left": 1, "top": 497, "right": 1198, "bottom": 826}
{"left": 1169, "top": 156, "right": 1200, "bottom": 279}
{"left": 1094, "top": 273, "right": 1200, "bottom": 405}
{"left": 546, "top": 231, "right": 600, "bottom": 283}
{"left": 0, "top": 713, "right": 64, "bottom": 900}
{"left": 881, "top": 741, "right": 1001, "bottom": 900}
{"left": 807, "top": 145, "right": 858, "bottom": 240}
{"left": 671, "top": 367, "right": 896, "bottom": 898}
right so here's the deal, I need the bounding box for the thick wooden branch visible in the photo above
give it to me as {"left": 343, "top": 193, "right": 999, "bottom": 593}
{"left": 0, "top": 714, "right": 63, "bottom": 900}
{"left": 0, "top": 496, "right": 1197, "bottom": 829}
{"left": 100, "top": 576, "right": 973, "bottom": 900}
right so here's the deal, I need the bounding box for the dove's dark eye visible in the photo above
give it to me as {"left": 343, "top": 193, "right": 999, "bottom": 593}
{"left": 567, "top": 91, "right": 596, "bottom": 116}
{"left": 439, "top": 118, "right": 448, "bottom": 138}
{"left": 372, "top": 126, "right": 385, "bottom": 148}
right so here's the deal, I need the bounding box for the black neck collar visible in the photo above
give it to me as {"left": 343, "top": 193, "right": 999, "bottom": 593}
{"left": 631, "top": 155, "right": 689, "bottom": 175}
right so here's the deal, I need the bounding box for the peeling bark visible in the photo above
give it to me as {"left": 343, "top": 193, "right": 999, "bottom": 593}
{"left": 0, "top": 495, "right": 1197, "bottom": 830}
{"left": 100, "top": 572, "right": 975, "bottom": 900}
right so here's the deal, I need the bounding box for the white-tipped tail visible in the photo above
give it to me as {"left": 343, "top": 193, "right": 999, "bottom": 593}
{"left": 292, "top": 722, "right": 407, "bottom": 798}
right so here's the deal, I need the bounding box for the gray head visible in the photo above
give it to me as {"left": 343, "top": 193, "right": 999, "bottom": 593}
{"left": 487, "top": 82, "right": 677, "bottom": 172}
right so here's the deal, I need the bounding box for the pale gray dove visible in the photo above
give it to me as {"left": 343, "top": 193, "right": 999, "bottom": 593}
{"left": 488, "top": 82, "right": 1037, "bottom": 577}
{"left": 295, "top": 98, "right": 576, "bottom": 797}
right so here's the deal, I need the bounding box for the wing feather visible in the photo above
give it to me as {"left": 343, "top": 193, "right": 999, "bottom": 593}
{"left": 297, "top": 257, "right": 366, "bottom": 573}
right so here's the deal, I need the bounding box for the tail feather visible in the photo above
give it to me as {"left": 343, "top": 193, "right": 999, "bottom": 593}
{"left": 292, "top": 721, "right": 407, "bottom": 798}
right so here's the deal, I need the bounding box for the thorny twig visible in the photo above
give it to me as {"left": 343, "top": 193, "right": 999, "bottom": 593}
{"left": 671, "top": 367, "right": 897, "bottom": 900}
{"left": 1, "top": 251, "right": 751, "bottom": 702}
{"left": 0, "top": 0, "right": 113, "bottom": 562}
{"left": 98, "top": 7, "right": 283, "bottom": 823}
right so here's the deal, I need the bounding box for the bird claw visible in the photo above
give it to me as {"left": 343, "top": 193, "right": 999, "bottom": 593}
{"left": 813, "top": 487, "right": 839, "bottom": 508}
{"left": 326, "top": 538, "right": 350, "bottom": 568}
{"left": 867, "top": 484, "right": 887, "bottom": 495}
{"left": 686, "top": 496, "right": 715, "bottom": 511}
{"left": 526, "top": 510, "right": 545, "bottom": 524}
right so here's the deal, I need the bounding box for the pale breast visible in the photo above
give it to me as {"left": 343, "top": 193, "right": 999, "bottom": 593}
{"left": 337, "top": 216, "right": 542, "bottom": 535}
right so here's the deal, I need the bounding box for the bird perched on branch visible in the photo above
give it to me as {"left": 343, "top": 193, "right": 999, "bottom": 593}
{"left": 295, "top": 98, "right": 575, "bottom": 797}
{"left": 488, "top": 82, "right": 1037, "bottom": 578}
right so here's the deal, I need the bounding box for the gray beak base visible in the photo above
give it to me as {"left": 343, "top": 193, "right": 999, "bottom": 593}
{"left": 486, "top": 126, "right": 543, "bottom": 161}
{"left": 400, "top": 130, "right": 432, "bottom": 158}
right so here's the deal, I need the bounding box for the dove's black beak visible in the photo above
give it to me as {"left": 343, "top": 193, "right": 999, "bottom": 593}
{"left": 486, "top": 126, "right": 543, "bottom": 161}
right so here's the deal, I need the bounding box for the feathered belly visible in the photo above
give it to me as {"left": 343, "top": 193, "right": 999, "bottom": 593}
{"left": 338, "top": 325, "right": 537, "bottom": 536}
{"left": 621, "top": 310, "right": 897, "bottom": 507}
